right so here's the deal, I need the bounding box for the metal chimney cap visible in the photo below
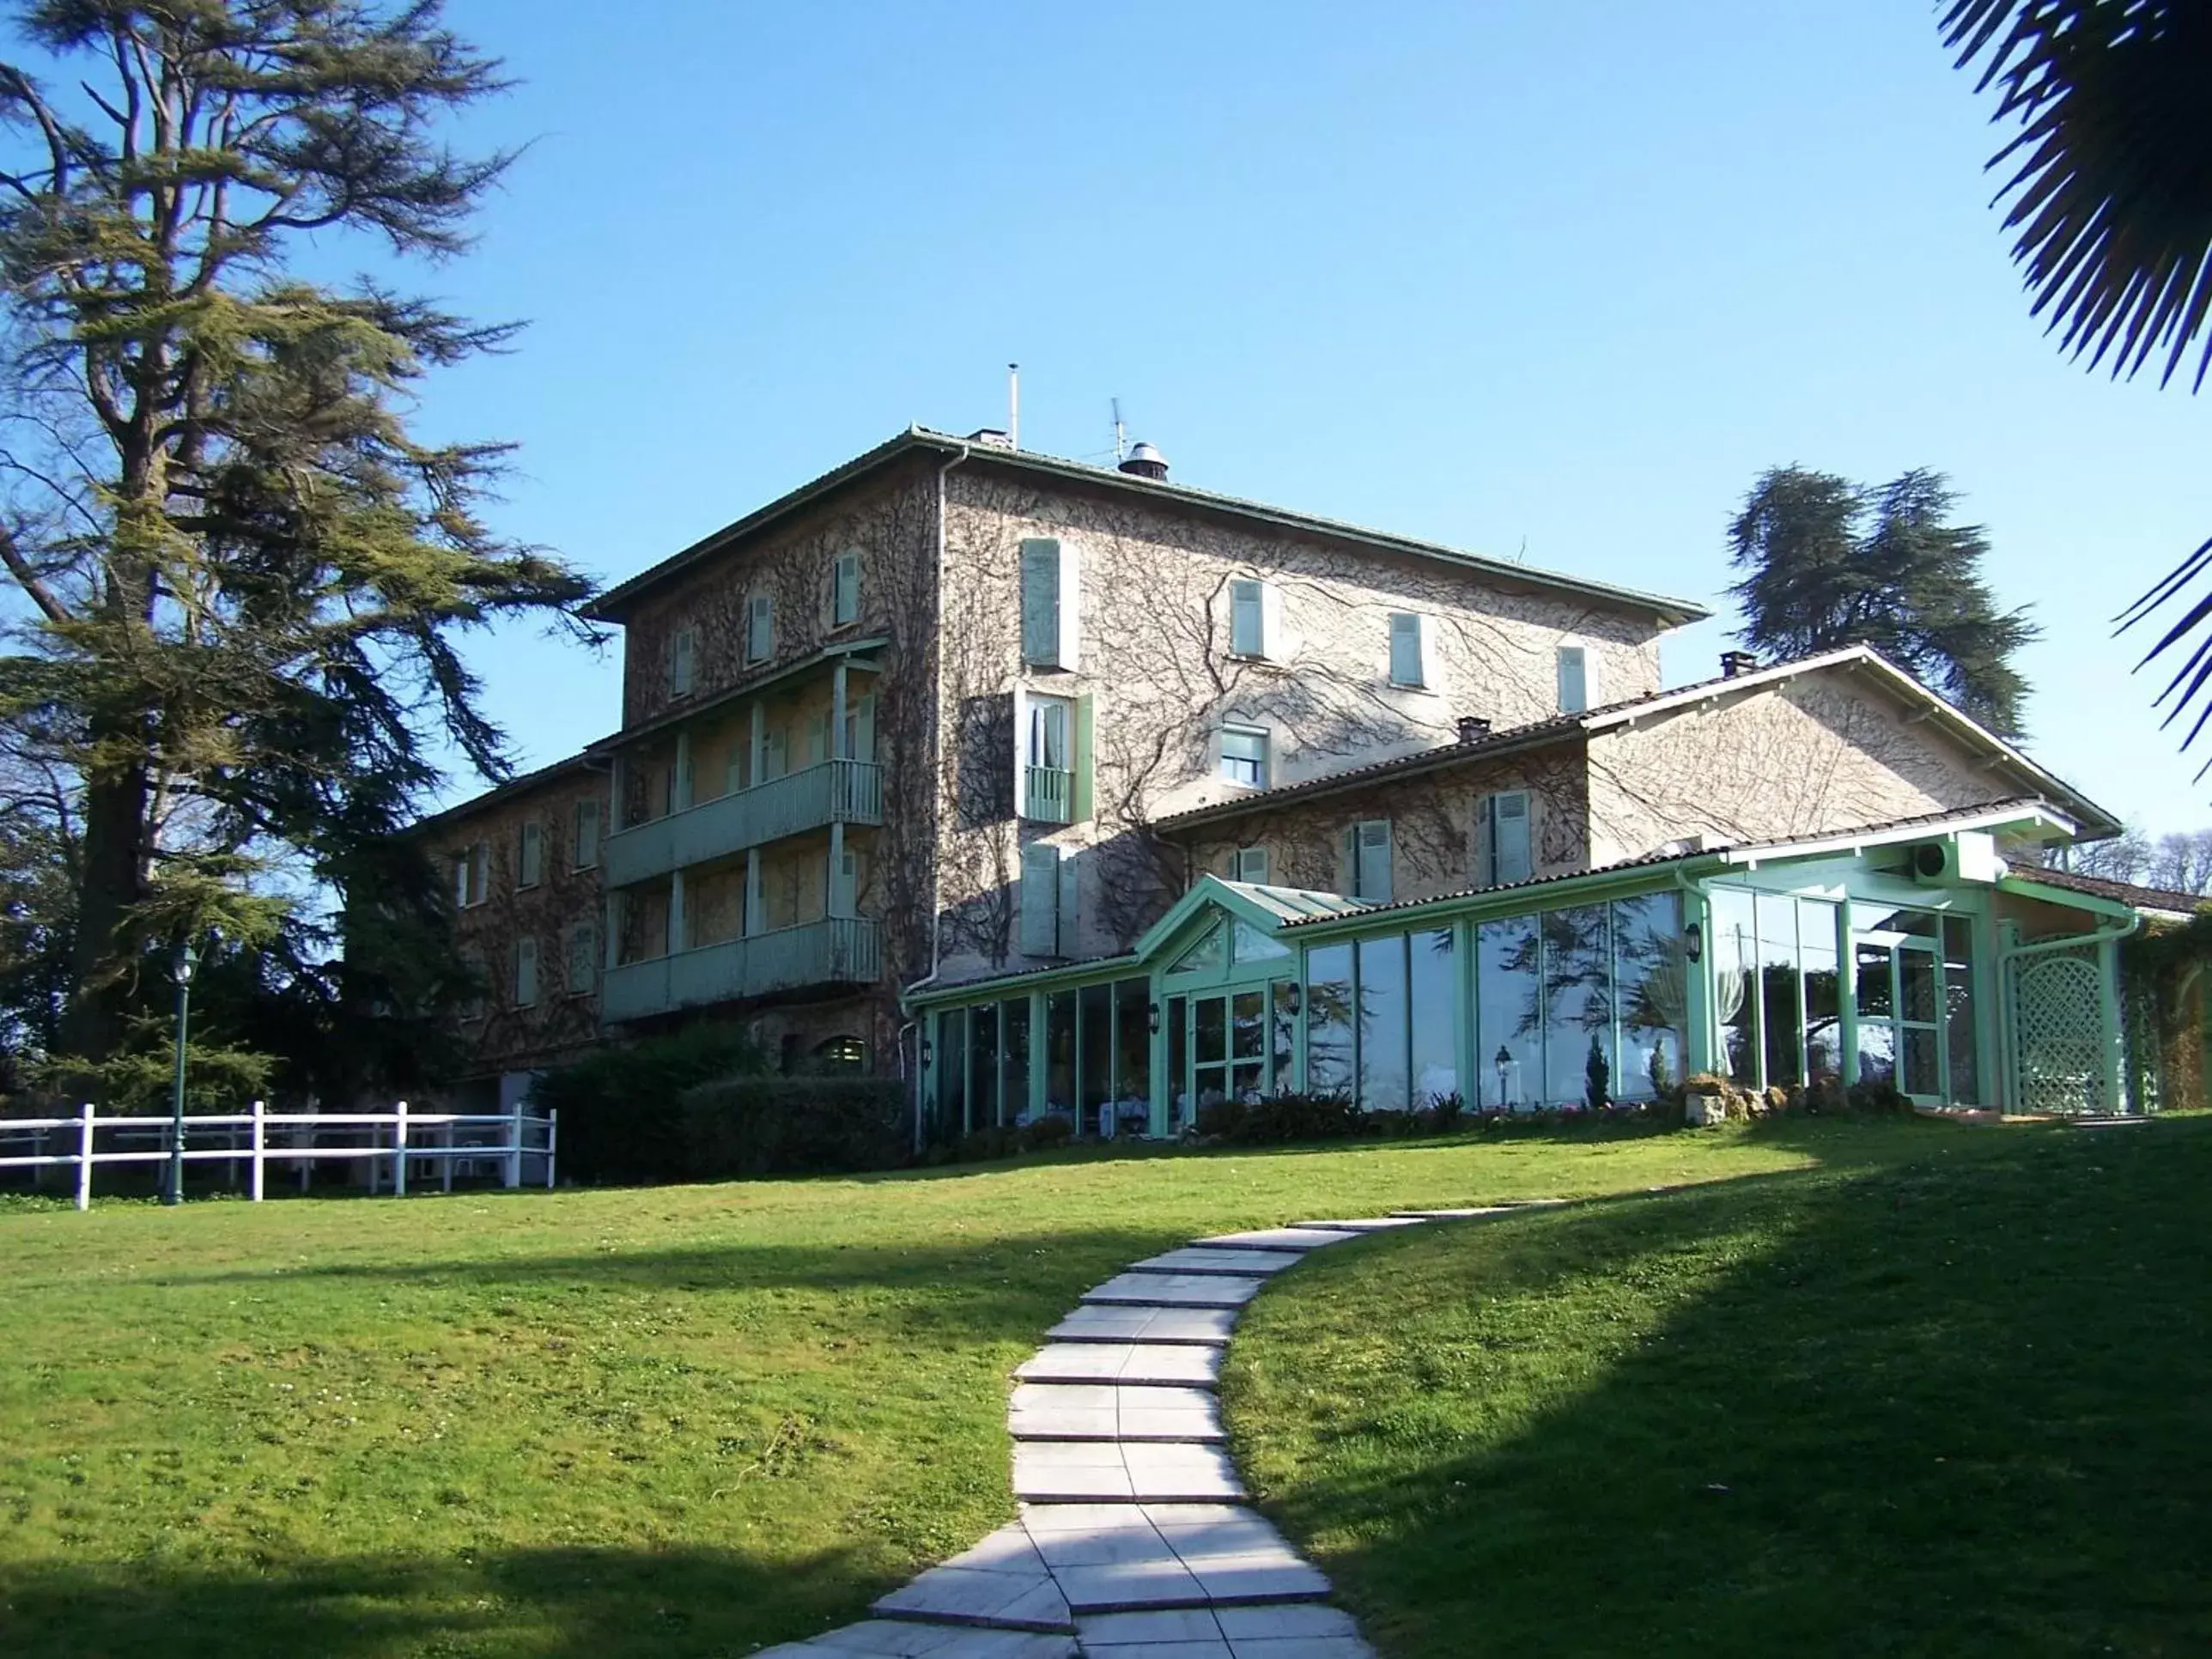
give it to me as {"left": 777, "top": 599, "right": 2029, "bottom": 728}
{"left": 1720, "top": 649, "right": 1759, "bottom": 679}
{"left": 1456, "top": 715, "right": 1493, "bottom": 744}
{"left": 1119, "top": 441, "right": 1170, "bottom": 480}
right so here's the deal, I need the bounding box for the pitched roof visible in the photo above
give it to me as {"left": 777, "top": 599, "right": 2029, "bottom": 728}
{"left": 407, "top": 746, "right": 610, "bottom": 838}
{"left": 585, "top": 427, "right": 1709, "bottom": 625}
{"left": 2016, "top": 865, "right": 2208, "bottom": 918}
{"left": 1154, "top": 645, "right": 2121, "bottom": 836}
{"left": 1275, "top": 798, "right": 2076, "bottom": 929}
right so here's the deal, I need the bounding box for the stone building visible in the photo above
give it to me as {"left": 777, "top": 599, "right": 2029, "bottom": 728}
{"left": 408, "top": 426, "right": 2191, "bottom": 1126}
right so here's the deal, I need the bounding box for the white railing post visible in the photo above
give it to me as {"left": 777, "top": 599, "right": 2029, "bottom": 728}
{"left": 545, "top": 1108, "right": 558, "bottom": 1189}
{"left": 250, "top": 1100, "right": 266, "bottom": 1202}
{"left": 76, "top": 1101, "right": 95, "bottom": 1212}
{"left": 506, "top": 1095, "right": 523, "bottom": 1189}
{"left": 392, "top": 1099, "right": 409, "bottom": 1198}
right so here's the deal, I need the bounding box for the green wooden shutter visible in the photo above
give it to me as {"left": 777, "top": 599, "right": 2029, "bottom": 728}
{"left": 1020, "top": 540, "right": 1060, "bottom": 665}
{"left": 1019, "top": 842, "right": 1060, "bottom": 956}
{"left": 1072, "top": 692, "right": 1095, "bottom": 821}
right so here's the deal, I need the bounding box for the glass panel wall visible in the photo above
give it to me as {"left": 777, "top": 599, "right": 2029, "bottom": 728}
{"left": 1194, "top": 994, "right": 1229, "bottom": 1115}
{"left": 1271, "top": 982, "right": 1298, "bottom": 1095}
{"left": 933, "top": 1008, "right": 965, "bottom": 1139}
{"left": 1614, "top": 892, "right": 1687, "bottom": 1099}
{"left": 967, "top": 1001, "right": 1000, "bottom": 1129}
{"left": 1114, "top": 976, "right": 1152, "bottom": 1132}
{"left": 1357, "top": 934, "right": 1410, "bottom": 1113}
{"left": 1002, "top": 997, "right": 1031, "bottom": 1125}
{"left": 1943, "top": 916, "right": 1979, "bottom": 1104}
{"left": 1543, "top": 904, "right": 1612, "bottom": 1107}
{"left": 1801, "top": 899, "right": 1842, "bottom": 1082}
{"left": 1479, "top": 915, "right": 1541, "bottom": 1109}
{"left": 1709, "top": 887, "right": 1839, "bottom": 1093}
{"left": 1079, "top": 982, "right": 1113, "bottom": 1134}
{"left": 1711, "top": 888, "right": 1759, "bottom": 1085}
{"left": 1757, "top": 895, "right": 1802, "bottom": 1088}
{"left": 1408, "top": 928, "right": 1458, "bottom": 1105}
{"left": 1044, "top": 991, "right": 1077, "bottom": 1121}
{"left": 1305, "top": 944, "right": 1356, "bottom": 1097}
{"left": 1167, "top": 994, "right": 1189, "bottom": 1131}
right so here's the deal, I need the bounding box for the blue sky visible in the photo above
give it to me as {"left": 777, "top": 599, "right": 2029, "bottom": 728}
{"left": 404, "top": 0, "right": 2209, "bottom": 831}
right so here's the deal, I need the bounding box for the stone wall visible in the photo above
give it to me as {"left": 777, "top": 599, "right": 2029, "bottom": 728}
{"left": 421, "top": 762, "right": 610, "bottom": 1080}
{"left": 1584, "top": 670, "right": 2008, "bottom": 866}
{"left": 933, "top": 463, "right": 1671, "bottom": 982}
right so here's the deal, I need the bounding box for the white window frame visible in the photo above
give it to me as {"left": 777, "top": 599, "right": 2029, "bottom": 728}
{"left": 745, "top": 592, "right": 774, "bottom": 664}
{"left": 518, "top": 819, "right": 544, "bottom": 890}
{"left": 1556, "top": 644, "right": 1595, "bottom": 714}
{"left": 1481, "top": 790, "right": 1534, "bottom": 886}
{"left": 1218, "top": 724, "right": 1270, "bottom": 789}
{"left": 1348, "top": 818, "right": 1394, "bottom": 903}
{"left": 668, "top": 625, "right": 696, "bottom": 696}
{"left": 1231, "top": 845, "right": 1270, "bottom": 884}
{"left": 830, "top": 550, "right": 862, "bottom": 629}
{"left": 566, "top": 923, "right": 597, "bottom": 995}
{"left": 453, "top": 842, "right": 489, "bottom": 908}
{"left": 573, "top": 798, "right": 600, "bottom": 871}
{"left": 1389, "top": 611, "right": 1431, "bottom": 689}
{"left": 1229, "top": 576, "right": 1282, "bottom": 661}
{"left": 515, "top": 936, "right": 540, "bottom": 1009}
{"left": 1020, "top": 538, "right": 1080, "bottom": 670}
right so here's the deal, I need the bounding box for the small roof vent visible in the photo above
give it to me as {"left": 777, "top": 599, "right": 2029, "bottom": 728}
{"left": 1720, "top": 649, "right": 1759, "bottom": 679}
{"left": 966, "top": 427, "right": 1014, "bottom": 450}
{"left": 1119, "top": 441, "right": 1170, "bottom": 481}
{"left": 1455, "top": 715, "right": 1493, "bottom": 744}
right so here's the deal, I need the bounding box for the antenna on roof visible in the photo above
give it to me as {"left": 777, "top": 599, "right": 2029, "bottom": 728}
{"left": 1111, "top": 398, "right": 1127, "bottom": 464}
{"left": 1007, "top": 362, "right": 1020, "bottom": 450}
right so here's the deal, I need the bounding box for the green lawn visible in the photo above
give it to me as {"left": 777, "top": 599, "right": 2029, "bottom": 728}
{"left": 0, "top": 1122, "right": 1896, "bottom": 1657}
{"left": 1225, "top": 1115, "right": 2212, "bottom": 1658}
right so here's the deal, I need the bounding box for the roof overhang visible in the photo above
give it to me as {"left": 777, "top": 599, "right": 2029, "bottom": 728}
{"left": 587, "top": 636, "right": 888, "bottom": 754}
{"left": 589, "top": 427, "right": 1710, "bottom": 628}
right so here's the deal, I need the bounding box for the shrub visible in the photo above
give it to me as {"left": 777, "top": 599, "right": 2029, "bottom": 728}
{"left": 1212, "top": 1092, "right": 1361, "bottom": 1145}
{"left": 677, "top": 1076, "right": 909, "bottom": 1177}
{"left": 1022, "top": 1114, "right": 1074, "bottom": 1151}
{"left": 531, "top": 1024, "right": 773, "bottom": 1184}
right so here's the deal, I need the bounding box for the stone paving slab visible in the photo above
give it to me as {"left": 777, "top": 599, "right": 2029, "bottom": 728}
{"left": 1015, "top": 1342, "right": 1223, "bottom": 1387}
{"left": 1082, "top": 1273, "right": 1264, "bottom": 1309}
{"left": 1054, "top": 1558, "right": 1211, "bottom": 1613}
{"left": 1387, "top": 1206, "right": 1518, "bottom": 1218}
{"left": 871, "top": 1565, "right": 1073, "bottom": 1632}
{"left": 940, "top": 1523, "right": 1048, "bottom": 1577}
{"left": 1076, "top": 1605, "right": 1372, "bottom": 1659}
{"left": 760, "top": 1620, "right": 1079, "bottom": 1656}
{"left": 1287, "top": 1217, "right": 1428, "bottom": 1232}
{"left": 1013, "top": 1442, "right": 1243, "bottom": 1504}
{"left": 1011, "top": 1383, "right": 1224, "bottom": 1444}
{"left": 1048, "top": 1305, "right": 1238, "bottom": 1346}
{"left": 1195, "top": 1227, "right": 1360, "bottom": 1251}
{"left": 1127, "top": 1248, "right": 1306, "bottom": 1277}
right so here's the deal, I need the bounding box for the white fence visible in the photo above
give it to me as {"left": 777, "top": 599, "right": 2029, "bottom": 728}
{"left": 0, "top": 1100, "right": 557, "bottom": 1211}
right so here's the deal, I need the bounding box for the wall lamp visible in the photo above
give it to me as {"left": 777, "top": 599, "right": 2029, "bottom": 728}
{"left": 1147, "top": 1001, "right": 1162, "bottom": 1035}
{"left": 1684, "top": 921, "right": 1704, "bottom": 963}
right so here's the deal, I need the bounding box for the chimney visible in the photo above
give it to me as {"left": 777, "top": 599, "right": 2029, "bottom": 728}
{"left": 1119, "top": 441, "right": 1170, "bottom": 481}
{"left": 1456, "top": 714, "right": 1492, "bottom": 744}
{"left": 1720, "top": 649, "right": 1759, "bottom": 679}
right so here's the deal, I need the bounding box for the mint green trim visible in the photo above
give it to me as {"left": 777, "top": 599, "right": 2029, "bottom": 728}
{"left": 1451, "top": 915, "right": 1478, "bottom": 1109}
{"left": 1285, "top": 858, "right": 1729, "bottom": 946}
{"left": 907, "top": 952, "right": 1141, "bottom": 1011}
{"left": 1996, "top": 876, "right": 2138, "bottom": 923}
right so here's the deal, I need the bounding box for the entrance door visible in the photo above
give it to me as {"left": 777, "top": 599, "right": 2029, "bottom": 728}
{"left": 1853, "top": 909, "right": 1971, "bottom": 1103}
{"left": 1182, "top": 984, "right": 1291, "bottom": 1127}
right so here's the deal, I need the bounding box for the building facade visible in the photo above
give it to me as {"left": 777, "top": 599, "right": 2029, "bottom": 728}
{"left": 407, "top": 427, "right": 2190, "bottom": 1127}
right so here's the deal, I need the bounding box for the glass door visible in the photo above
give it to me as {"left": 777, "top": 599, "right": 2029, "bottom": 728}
{"left": 1184, "top": 984, "right": 1290, "bottom": 1124}
{"left": 1853, "top": 908, "right": 1966, "bottom": 1103}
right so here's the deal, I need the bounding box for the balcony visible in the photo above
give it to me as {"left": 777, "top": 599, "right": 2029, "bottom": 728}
{"left": 1024, "top": 764, "right": 1072, "bottom": 824}
{"left": 605, "top": 759, "right": 883, "bottom": 888}
{"left": 602, "top": 917, "right": 882, "bottom": 1024}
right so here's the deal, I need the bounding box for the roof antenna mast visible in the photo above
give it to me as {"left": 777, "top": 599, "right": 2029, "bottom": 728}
{"left": 1112, "top": 397, "right": 1127, "bottom": 464}
{"left": 1007, "top": 362, "right": 1020, "bottom": 451}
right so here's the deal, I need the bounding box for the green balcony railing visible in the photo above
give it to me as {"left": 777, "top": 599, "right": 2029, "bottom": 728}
{"left": 604, "top": 758, "right": 883, "bottom": 887}
{"left": 1024, "top": 764, "right": 1073, "bottom": 824}
{"left": 602, "top": 917, "right": 882, "bottom": 1024}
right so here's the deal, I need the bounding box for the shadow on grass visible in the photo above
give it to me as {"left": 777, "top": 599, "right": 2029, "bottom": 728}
{"left": 1234, "top": 1116, "right": 2212, "bottom": 1658}
{"left": 0, "top": 1540, "right": 878, "bottom": 1659}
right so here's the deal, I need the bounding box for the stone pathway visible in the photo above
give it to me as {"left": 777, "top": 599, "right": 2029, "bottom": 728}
{"left": 758, "top": 1206, "right": 1539, "bottom": 1658}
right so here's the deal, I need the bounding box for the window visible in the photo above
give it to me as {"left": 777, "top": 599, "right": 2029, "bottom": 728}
{"left": 1231, "top": 845, "right": 1270, "bottom": 884}
{"left": 1229, "top": 578, "right": 1275, "bottom": 659}
{"left": 1020, "top": 538, "right": 1079, "bottom": 669}
{"left": 1480, "top": 791, "right": 1533, "bottom": 886}
{"left": 1023, "top": 693, "right": 1075, "bottom": 823}
{"left": 1389, "top": 612, "right": 1431, "bottom": 688}
{"left": 518, "top": 820, "right": 544, "bottom": 889}
{"left": 1019, "top": 841, "right": 1075, "bottom": 957}
{"left": 566, "top": 923, "right": 597, "bottom": 995}
{"left": 668, "top": 626, "right": 696, "bottom": 696}
{"left": 515, "top": 936, "right": 539, "bottom": 1008}
{"left": 1556, "top": 645, "right": 1589, "bottom": 714}
{"left": 830, "top": 550, "right": 862, "bottom": 628}
{"left": 1304, "top": 942, "right": 1356, "bottom": 1097}
{"left": 1347, "top": 819, "right": 1393, "bottom": 902}
{"left": 452, "top": 842, "right": 488, "bottom": 908}
{"left": 573, "top": 798, "right": 600, "bottom": 870}
{"left": 745, "top": 592, "right": 774, "bottom": 663}
{"left": 458, "top": 950, "right": 487, "bottom": 1022}
{"left": 1219, "top": 725, "right": 1269, "bottom": 788}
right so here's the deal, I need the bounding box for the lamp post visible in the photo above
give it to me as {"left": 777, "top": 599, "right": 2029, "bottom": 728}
{"left": 164, "top": 939, "right": 198, "bottom": 1207}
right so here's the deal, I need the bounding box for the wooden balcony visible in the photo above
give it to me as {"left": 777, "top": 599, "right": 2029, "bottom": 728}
{"left": 601, "top": 917, "right": 882, "bottom": 1024}
{"left": 605, "top": 759, "right": 883, "bottom": 887}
